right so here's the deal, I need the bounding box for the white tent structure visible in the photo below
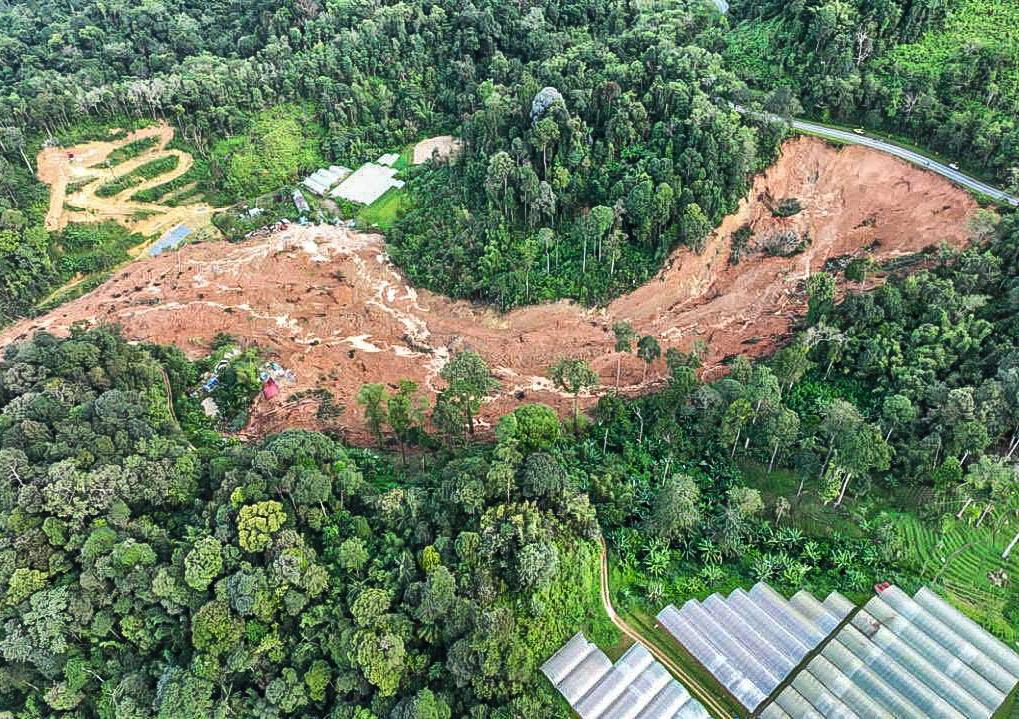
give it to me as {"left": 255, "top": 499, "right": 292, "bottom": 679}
{"left": 330, "top": 163, "right": 404, "bottom": 205}
{"left": 541, "top": 633, "right": 710, "bottom": 718}
{"left": 657, "top": 583, "right": 852, "bottom": 711}
{"left": 302, "top": 165, "right": 351, "bottom": 196}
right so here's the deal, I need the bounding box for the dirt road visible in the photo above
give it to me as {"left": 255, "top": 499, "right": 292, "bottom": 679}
{"left": 37, "top": 123, "right": 218, "bottom": 238}
{"left": 1, "top": 137, "right": 978, "bottom": 442}
{"left": 598, "top": 538, "right": 733, "bottom": 718}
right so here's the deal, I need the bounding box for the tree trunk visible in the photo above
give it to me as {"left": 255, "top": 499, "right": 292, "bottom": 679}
{"left": 976, "top": 502, "right": 993, "bottom": 527}
{"left": 769, "top": 443, "right": 779, "bottom": 472}
{"left": 833, "top": 471, "right": 852, "bottom": 507}
{"left": 731, "top": 427, "right": 740, "bottom": 458}
{"left": 1002, "top": 529, "right": 1019, "bottom": 560}
{"left": 933, "top": 538, "right": 978, "bottom": 583}
{"left": 956, "top": 497, "right": 973, "bottom": 519}
{"left": 820, "top": 444, "right": 834, "bottom": 480}
{"left": 616, "top": 356, "right": 622, "bottom": 388}
{"left": 1007, "top": 427, "right": 1019, "bottom": 459}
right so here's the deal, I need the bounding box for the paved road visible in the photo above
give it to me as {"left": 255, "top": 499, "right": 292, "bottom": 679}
{"left": 791, "top": 119, "right": 1019, "bottom": 207}
{"left": 716, "top": 4, "right": 1015, "bottom": 206}
{"left": 597, "top": 538, "right": 733, "bottom": 718}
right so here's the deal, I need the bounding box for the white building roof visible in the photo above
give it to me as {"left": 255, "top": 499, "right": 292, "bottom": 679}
{"left": 330, "top": 163, "right": 404, "bottom": 205}
{"left": 542, "top": 632, "right": 709, "bottom": 718}
{"left": 302, "top": 165, "right": 351, "bottom": 196}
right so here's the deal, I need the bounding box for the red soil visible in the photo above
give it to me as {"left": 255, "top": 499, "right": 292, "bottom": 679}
{"left": 0, "top": 137, "right": 978, "bottom": 442}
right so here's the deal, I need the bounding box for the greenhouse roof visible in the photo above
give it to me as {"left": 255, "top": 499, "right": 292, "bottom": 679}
{"left": 765, "top": 585, "right": 1019, "bottom": 718}
{"left": 540, "top": 633, "right": 710, "bottom": 719}
{"left": 656, "top": 583, "right": 852, "bottom": 710}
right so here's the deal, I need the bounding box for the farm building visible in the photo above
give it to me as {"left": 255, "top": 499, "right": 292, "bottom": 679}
{"left": 292, "top": 189, "right": 310, "bottom": 213}
{"left": 376, "top": 152, "right": 399, "bottom": 167}
{"left": 330, "top": 162, "right": 404, "bottom": 205}
{"left": 541, "top": 632, "right": 710, "bottom": 718}
{"left": 302, "top": 165, "right": 351, "bottom": 196}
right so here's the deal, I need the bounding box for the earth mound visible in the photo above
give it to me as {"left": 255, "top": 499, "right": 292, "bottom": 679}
{"left": 1, "top": 137, "right": 978, "bottom": 442}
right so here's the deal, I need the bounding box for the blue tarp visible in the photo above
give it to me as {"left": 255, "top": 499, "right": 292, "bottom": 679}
{"left": 149, "top": 225, "right": 192, "bottom": 256}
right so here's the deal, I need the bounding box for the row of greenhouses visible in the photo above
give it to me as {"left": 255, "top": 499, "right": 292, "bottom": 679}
{"left": 656, "top": 583, "right": 854, "bottom": 711}
{"left": 662, "top": 583, "right": 1018, "bottom": 719}
{"left": 540, "top": 633, "right": 711, "bottom": 718}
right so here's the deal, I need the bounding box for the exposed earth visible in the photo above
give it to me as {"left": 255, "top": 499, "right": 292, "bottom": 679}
{"left": 37, "top": 123, "right": 219, "bottom": 239}
{"left": 412, "top": 135, "right": 462, "bottom": 164}
{"left": 2, "top": 137, "right": 978, "bottom": 442}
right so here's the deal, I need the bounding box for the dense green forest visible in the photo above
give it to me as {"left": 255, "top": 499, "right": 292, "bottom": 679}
{"left": 0, "top": 0, "right": 782, "bottom": 321}
{"left": 725, "top": 0, "right": 1019, "bottom": 184}
{"left": 0, "top": 327, "right": 614, "bottom": 717}
{"left": 2, "top": 0, "right": 1019, "bottom": 715}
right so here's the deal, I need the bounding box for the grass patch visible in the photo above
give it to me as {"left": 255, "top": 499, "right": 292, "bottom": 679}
{"left": 51, "top": 221, "right": 146, "bottom": 283}
{"left": 95, "top": 155, "right": 180, "bottom": 198}
{"left": 392, "top": 143, "right": 415, "bottom": 171}
{"left": 610, "top": 572, "right": 747, "bottom": 718}
{"left": 355, "top": 186, "right": 412, "bottom": 230}
{"left": 741, "top": 460, "right": 1019, "bottom": 643}
{"left": 94, "top": 135, "right": 160, "bottom": 168}
{"left": 132, "top": 167, "right": 204, "bottom": 205}
{"left": 65, "top": 177, "right": 96, "bottom": 194}
{"left": 133, "top": 155, "right": 179, "bottom": 180}
{"left": 209, "top": 103, "right": 324, "bottom": 200}
{"left": 891, "top": 512, "right": 1019, "bottom": 643}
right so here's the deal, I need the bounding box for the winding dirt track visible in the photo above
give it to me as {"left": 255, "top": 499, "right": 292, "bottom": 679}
{"left": 598, "top": 538, "right": 733, "bottom": 718}
{"left": 37, "top": 123, "right": 217, "bottom": 238}
{"left": 1, "top": 137, "right": 977, "bottom": 442}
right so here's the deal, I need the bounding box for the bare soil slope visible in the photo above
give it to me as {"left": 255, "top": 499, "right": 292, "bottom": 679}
{"left": 2, "top": 137, "right": 977, "bottom": 441}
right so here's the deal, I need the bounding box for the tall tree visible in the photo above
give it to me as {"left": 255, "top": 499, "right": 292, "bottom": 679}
{"left": 439, "top": 351, "right": 497, "bottom": 437}
{"left": 356, "top": 383, "right": 390, "bottom": 448}
{"left": 612, "top": 320, "right": 636, "bottom": 388}
{"left": 636, "top": 335, "right": 662, "bottom": 382}
{"left": 549, "top": 357, "right": 600, "bottom": 431}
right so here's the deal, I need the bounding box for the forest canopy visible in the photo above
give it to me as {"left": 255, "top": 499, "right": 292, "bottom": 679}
{"left": 0, "top": 0, "right": 782, "bottom": 321}
{"left": 725, "top": 0, "right": 1019, "bottom": 185}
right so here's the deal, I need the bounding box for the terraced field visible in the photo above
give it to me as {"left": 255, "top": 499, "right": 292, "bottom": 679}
{"left": 894, "top": 513, "right": 1019, "bottom": 642}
